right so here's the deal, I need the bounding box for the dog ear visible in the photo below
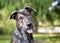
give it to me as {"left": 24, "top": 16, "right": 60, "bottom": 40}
{"left": 25, "top": 6, "right": 37, "bottom": 13}
{"left": 10, "top": 11, "right": 18, "bottom": 19}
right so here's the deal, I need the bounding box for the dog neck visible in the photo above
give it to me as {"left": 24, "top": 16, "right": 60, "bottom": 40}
{"left": 14, "top": 27, "right": 33, "bottom": 43}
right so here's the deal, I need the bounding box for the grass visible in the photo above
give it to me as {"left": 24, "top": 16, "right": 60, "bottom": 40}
{"left": 0, "top": 34, "right": 60, "bottom": 43}
{"left": 0, "top": 35, "right": 11, "bottom": 43}
{"left": 0, "top": 40, "right": 10, "bottom": 43}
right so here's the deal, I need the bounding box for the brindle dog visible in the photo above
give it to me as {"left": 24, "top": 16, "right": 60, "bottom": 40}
{"left": 10, "top": 7, "right": 36, "bottom": 43}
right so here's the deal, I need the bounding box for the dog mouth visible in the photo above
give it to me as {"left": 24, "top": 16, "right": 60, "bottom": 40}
{"left": 27, "top": 29, "right": 33, "bottom": 33}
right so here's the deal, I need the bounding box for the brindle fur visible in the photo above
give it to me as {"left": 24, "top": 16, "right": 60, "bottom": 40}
{"left": 10, "top": 7, "right": 36, "bottom": 43}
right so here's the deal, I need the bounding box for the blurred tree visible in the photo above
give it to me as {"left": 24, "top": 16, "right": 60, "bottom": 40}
{"left": 0, "top": 0, "right": 60, "bottom": 34}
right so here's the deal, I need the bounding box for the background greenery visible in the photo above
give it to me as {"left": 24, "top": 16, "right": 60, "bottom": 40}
{"left": 1, "top": 0, "right": 60, "bottom": 34}
{"left": 0, "top": 34, "right": 60, "bottom": 43}
{"left": 0, "top": 0, "right": 60, "bottom": 43}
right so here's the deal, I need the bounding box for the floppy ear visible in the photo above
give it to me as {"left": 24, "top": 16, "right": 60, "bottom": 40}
{"left": 32, "top": 8, "right": 37, "bottom": 12}
{"left": 10, "top": 11, "right": 18, "bottom": 19}
{"left": 25, "top": 6, "right": 37, "bottom": 13}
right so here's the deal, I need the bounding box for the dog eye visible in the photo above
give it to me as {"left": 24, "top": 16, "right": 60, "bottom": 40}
{"left": 26, "top": 14, "right": 30, "bottom": 16}
{"left": 19, "top": 17, "right": 23, "bottom": 19}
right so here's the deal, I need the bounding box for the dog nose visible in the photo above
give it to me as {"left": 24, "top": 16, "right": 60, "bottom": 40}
{"left": 27, "top": 23, "right": 32, "bottom": 27}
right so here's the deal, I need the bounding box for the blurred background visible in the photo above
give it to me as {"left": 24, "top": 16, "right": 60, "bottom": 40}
{"left": 0, "top": 0, "right": 60, "bottom": 43}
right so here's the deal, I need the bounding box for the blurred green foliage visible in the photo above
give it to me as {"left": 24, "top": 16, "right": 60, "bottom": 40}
{"left": 0, "top": 35, "right": 60, "bottom": 43}
{"left": 0, "top": 0, "right": 60, "bottom": 34}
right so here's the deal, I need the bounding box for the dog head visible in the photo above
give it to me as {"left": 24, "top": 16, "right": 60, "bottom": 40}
{"left": 10, "top": 7, "right": 36, "bottom": 33}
